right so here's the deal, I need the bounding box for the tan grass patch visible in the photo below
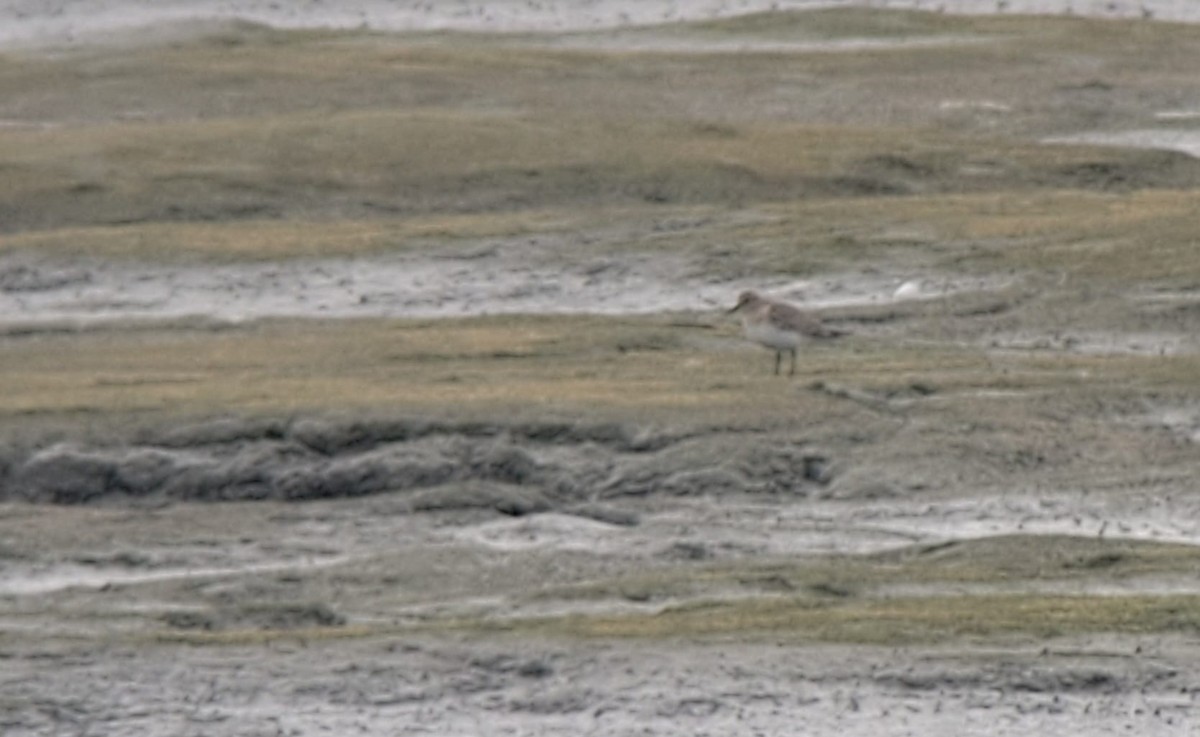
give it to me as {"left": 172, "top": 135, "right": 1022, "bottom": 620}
{"left": 0, "top": 313, "right": 1192, "bottom": 435}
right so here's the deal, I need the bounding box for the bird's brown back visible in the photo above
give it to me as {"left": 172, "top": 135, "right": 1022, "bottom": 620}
{"left": 766, "top": 301, "right": 844, "bottom": 339}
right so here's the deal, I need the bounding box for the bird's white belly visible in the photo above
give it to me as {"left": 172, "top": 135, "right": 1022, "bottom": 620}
{"left": 742, "top": 320, "right": 801, "bottom": 350}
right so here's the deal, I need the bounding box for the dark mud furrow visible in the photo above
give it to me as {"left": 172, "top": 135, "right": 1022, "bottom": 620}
{"left": 4, "top": 418, "right": 831, "bottom": 506}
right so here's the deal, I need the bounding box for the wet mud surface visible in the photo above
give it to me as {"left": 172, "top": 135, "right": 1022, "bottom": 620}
{"left": 0, "top": 232, "right": 890, "bottom": 324}
{"left": 5, "top": 387, "right": 1200, "bottom": 735}
{"left": 4, "top": 634, "right": 1198, "bottom": 737}
{"left": 7, "top": 2, "right": 1200, "bottom": 735}
{"left": 5, "top": 483, "right": 1200, "bottom": 735}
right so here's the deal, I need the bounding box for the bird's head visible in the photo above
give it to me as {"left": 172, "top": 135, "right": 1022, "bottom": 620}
{"left": 729, "top": 290, "right": 762, "bottom": 313}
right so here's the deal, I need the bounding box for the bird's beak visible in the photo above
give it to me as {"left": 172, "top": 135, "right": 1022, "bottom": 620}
{"left": 727, "top": 302, "right": 743, "bottom": 314}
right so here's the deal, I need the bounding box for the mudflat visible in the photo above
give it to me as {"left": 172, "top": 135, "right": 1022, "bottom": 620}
{"left": 4, "top": 5, "right": 1200, "bottom": 735}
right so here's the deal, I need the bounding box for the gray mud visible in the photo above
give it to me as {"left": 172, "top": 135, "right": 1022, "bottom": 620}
{"left": 4, "top": 482, "right": 1200, "bottom": 736}
{"left": 4, "top": 0, "right": 1200, "bottom": 50}
{"left": 5, "top": 394, "right": 1200, "bottom": 736}
{"left": 3, "top": 635, "right": 1197, "bottom": 737}
{"left": 0, "top": 238, "right": 994, "bottom": 325}
{"left": 5, "top": 414, "right": 1200, "bottom": 549}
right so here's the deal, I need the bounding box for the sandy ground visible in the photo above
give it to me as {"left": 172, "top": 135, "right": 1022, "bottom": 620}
{"left": 5, "top": 2, "right": 1200, "bottom": 736}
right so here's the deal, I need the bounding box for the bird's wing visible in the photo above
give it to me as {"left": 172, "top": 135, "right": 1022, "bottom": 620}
{"left": 767, "top": 302, "right": 844, "bottom": 339}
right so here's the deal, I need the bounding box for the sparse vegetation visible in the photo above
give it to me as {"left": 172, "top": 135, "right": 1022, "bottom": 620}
{"left": 498, "top": 591, "right": 1200, "bottom": 643}
{"left": 6, "top": 7, "right": 1200, "bottom": 656}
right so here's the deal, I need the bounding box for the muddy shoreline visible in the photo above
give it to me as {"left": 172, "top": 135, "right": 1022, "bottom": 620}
{"left": 6, "top": 4, "right": 1200, "bottom": 735}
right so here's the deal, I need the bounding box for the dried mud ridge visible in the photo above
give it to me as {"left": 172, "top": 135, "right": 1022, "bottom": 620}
{"left": 4, "top": 417, "right": 834, "bottom": 508}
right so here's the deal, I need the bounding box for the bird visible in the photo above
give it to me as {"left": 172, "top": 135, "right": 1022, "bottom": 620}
{"left": 728, "top": 290, "right": 845, "bottom": 376}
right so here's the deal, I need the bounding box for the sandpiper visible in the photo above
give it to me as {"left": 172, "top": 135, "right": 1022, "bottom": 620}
{"left": 728, "top": 290, "right": 845, "bottom": 376}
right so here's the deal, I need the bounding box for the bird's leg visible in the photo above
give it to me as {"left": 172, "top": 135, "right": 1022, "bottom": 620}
{"left": 788, "top": 348, "right": 797, "bottom": 376}
{"left": 774, "top": 350, "right": 782, "bottom": 376}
